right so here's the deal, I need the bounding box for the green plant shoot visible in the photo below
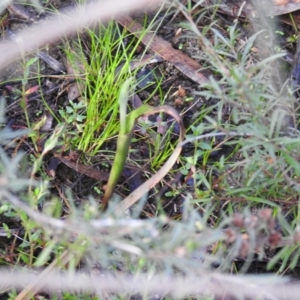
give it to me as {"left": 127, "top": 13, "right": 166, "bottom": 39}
{"left": 101, "top": 78, "right": 151, "bottom": 210}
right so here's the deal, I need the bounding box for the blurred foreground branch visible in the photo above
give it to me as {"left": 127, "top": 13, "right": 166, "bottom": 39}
{"left": 0, "top": 269, "right": 295, "bottom": 299}
{"left": 0, "top": 0, "right": 162, "bottom": 69}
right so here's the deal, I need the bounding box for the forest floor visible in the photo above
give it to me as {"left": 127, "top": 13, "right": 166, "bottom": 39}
{"left": 1, "top": 0, "right": 300, "bottom": 299}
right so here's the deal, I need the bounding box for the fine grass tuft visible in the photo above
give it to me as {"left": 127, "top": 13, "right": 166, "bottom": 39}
{"left": 62, "top": 20, "right": 154, "bottom": 155}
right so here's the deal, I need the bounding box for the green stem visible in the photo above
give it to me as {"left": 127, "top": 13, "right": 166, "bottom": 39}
{"left": 101, "top": 130, "right": 133, "bottom": 210}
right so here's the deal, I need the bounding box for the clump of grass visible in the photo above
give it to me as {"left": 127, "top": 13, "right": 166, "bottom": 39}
{"left": 62, "top": 20, "right": 154, "bottom": 155}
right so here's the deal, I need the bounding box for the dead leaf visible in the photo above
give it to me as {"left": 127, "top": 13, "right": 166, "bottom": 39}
{"left": 271, "top": 0, "right": 300, "bottom": 15}
{"left": 115, "top": 15, "right": 210, "bottom": 85}
{"left": 54, "top": 155, "right": 109, "bottom": 181}
{"left": 177, "top": 85, "right": 186, "bottom": 97}
{"left": 201, "top": 0, "right": 300, "bottom": 17}
{"left": 25, "top": 85, "right": 39, "bottom": 95}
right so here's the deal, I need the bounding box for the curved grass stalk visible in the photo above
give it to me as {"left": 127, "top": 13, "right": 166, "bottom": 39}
{"left": 115, "top": 105, "right": 185, "bottom": 214}
{"left": 102, "top": 78, "right": 185, "bottom": 211}
{"left": 101, "top": 78, "right": 150, "bottom": 209}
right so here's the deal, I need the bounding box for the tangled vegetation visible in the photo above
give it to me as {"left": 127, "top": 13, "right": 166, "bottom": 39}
{"left": 1, "top": 0, "right": 300, "bottom": 299}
